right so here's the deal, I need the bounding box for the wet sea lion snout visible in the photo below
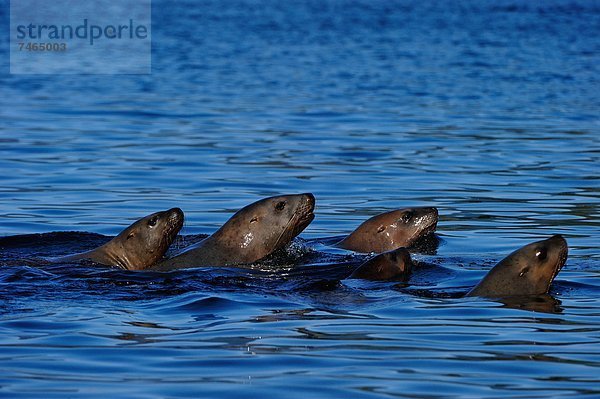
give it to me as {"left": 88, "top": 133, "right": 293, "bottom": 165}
{"left": 274, "top": 193, "right": 315, "bottom": 248}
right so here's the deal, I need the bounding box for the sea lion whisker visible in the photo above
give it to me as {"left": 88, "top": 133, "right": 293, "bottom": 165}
{"left": 274, "top": 211, "right": 301, "bottom": 250}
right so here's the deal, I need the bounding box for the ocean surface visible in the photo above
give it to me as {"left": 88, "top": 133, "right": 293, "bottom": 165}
{"left": 1, "top": 0, "right": 599, "bottom": 397}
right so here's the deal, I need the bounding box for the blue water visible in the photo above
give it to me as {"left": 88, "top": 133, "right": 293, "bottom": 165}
{"left": 1, "top": 0, "right": 600, "bottom": 397}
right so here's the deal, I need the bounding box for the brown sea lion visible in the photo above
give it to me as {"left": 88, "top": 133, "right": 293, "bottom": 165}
{"left": 152, "top": 193, "right": 315, "bottom": 271}
{"left": 53, "top": 208, "right": 184, "bottom": 270}
{"left": 348, "top": 248, "right": 413, "bottom": 281}
{"left": 467, "top": 235, "right": 568, "bottom": 298}
{"left": 337, "top": 207, "right": 438, "bottom": 253}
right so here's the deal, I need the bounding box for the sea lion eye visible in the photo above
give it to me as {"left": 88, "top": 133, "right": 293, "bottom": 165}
{"left": 536, "top": 248, "right": 547, "bottom": 261}
{"left": 148, "top": 217, "right": 158, "bottom": 227}
{"left": 275, "top": 201, "right": 286, "bottom": 211}
{"left": 401, "top": 212, "right": 413, "bottom": 223}
{"left": 519, "top": 267, "right": 530, "bottom": 277}
{"left": 127, "top": 232, "right": 135, "bottom": 240}
{"left": 377, "top": 225, "right": 386, "bottom": 233}
{"left": 250, "top": 216, "right": 259, "bottom": 223}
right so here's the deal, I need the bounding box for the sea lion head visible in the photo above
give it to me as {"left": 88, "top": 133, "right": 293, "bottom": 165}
{"left": 339, "top": 207, "right": 438, "bottom": 253}
{"left": 349, "top": 248, "right": 413, "bottom": 281}
{"left": 108, "top": 207, "right": 184, "bottom": 270}
{"left": 467, "top": 235, "right": 568, "bottom": 298}
{"left": 212, "top": 193, "right": 315, "bottom": 264}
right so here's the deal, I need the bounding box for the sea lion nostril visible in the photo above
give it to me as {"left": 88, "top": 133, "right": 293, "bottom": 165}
{"left": 302, "top": 193, "right": 316, "bottom": 207}
{"left": 549, "top": 234, "right": 567, "bottom": 248}
{"left": 296, "top": 193, "right": 316, "bottom": 216}
{"left": 168, "top": 208, "right": 184, "bottom": 222}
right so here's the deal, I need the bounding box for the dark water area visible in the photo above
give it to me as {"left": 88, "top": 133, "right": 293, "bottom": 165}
{"left": 1, "top": 0, "right": 599, "bottom": 397}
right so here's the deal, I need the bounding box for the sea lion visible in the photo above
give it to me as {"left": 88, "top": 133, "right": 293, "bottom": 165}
{"left": 348, "top": 248, "right": 413, "bottom": 281}
{"left": 337, "top": 207, "right": 438, "bottom": 253}
{"left": 152, "top": 193, "right": 315, "bottom": 271}
{"left": 53, "top": 208, "right": 184, "bottom": 270}
{"left": 467, "top": 235, "right": 568, "bottom": 298}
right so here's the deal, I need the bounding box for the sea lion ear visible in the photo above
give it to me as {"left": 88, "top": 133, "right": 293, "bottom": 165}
{"left": 519, "top": 266, "right": 530, "bottom": 277}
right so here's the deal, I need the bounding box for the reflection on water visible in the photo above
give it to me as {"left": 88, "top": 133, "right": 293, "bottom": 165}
{"left": 1, "top": 0, "right": 599, "bottom": 397}
{"left": 1, "top": 232, "right": 599, "bottom": 397}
